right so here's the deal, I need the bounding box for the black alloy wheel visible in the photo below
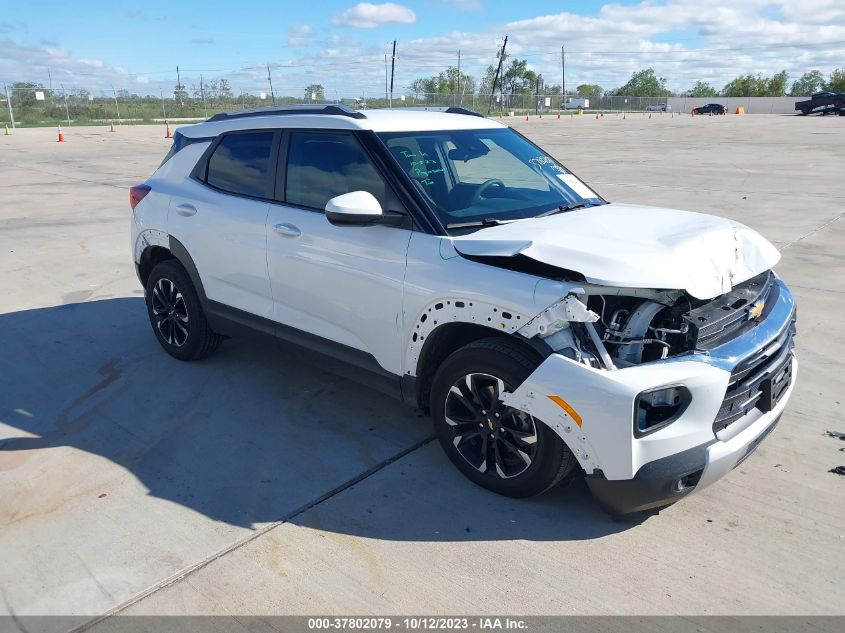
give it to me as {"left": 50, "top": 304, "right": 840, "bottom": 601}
{"left": 445, "top": 372, "right": 538, "bottom": 478}
{"left": 430, "top": 338, "right": 576, "bottom": 497}
{"left": 151, "top": 277, "right": 190, "bottom": 348}
{"left": 144, "top": 259, "right": 221, "bottom": 361}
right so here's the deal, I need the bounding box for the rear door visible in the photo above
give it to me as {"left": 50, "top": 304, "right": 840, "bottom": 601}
{"left": 168, "top": 130, "right": 279, "bottom": 318}
{"left": 265, "top": 130, "right": 412, "bottom": 374}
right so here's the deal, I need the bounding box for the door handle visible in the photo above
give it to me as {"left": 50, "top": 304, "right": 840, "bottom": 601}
{"left": 174, "top": 203, "right": 197, "bottom": 217}
{"left": 273, "top": 223, "right": 301, "bottom": 238}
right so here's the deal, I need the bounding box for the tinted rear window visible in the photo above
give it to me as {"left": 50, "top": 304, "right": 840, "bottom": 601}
{"left": 206, "top": 132, "right": 275, "bottom": 198}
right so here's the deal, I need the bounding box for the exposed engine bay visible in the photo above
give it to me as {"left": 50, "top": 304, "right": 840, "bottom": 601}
{"left": 526, "top": 271, "right": 776, "bottom": 370}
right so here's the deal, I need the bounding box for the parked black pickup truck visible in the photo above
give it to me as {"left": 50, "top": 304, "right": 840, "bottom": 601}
{"left": 795, "top": 92, "right": 845, "bottom": 115}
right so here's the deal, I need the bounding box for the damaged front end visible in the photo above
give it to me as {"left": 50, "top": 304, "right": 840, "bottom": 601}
{"left": 518, "top": 270, "right": 780, "bottom": 370}
{"left": 501, "top": 270, "right": 797, "bottom": 514}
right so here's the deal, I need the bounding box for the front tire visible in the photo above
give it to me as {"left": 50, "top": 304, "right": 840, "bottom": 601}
{"left": 430, "top": 338, "right": 576, "bottom": 497}
{"left": 145, "top": 259, "right": 221, "bottom": 361}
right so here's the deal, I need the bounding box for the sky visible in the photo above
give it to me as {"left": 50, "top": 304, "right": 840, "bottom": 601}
{"left": 1, "top": 0, "right": 845, "bottom": 96}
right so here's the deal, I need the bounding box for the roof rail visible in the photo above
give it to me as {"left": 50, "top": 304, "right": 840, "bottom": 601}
{"left": 207, "top": 104, "right": 367, "bottom": 122}
{"left": 398, "top": 106, "right": 484, "bottom": 118}
{"left": 443, "top": 106, "right": 485, "bottom": 118}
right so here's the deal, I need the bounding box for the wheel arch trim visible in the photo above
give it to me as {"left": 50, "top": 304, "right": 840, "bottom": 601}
{"left": 405, "top": 298, "right": 534, "bottom": 377}
{"left": 134, "top": 229, "right": 169, "bottom": 263}
{"left": 168, "top": 235, "right": 210, "bottom": 304}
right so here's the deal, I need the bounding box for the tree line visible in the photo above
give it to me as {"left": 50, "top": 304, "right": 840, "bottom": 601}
{"left": 408, "top": 61, "right": 845, "bottom": 99}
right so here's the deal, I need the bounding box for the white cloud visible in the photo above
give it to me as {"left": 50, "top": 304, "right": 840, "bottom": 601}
{"left": 0, "top": 20, "right": 27, "bottom": 34}
{"left": 2, "top": 1, "right": 845, "bottom": 97}
{"left": 286, "top": 25, "right": 314, "bottom": 47}
{"left": 0, "top": 39, "right": 147, "bottom": 95}
{"left": 332, "top": 3, "right": 416, "bottom": 29}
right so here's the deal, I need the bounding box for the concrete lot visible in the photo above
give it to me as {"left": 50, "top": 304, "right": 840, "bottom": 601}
{"left": 1, "top": 114, "right": 843, "bottom": 627}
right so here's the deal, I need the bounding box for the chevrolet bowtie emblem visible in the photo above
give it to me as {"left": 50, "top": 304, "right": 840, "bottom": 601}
{"left": 749, "top": 301, "right": 765, "bottom": 320}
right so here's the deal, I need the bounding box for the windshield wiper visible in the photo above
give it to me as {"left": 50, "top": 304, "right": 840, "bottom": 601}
{"left": 444, "top": 217, "right": 507, "bottom": 229}
{"left": 537, "top": 201, "right": 592, "bottom": 217}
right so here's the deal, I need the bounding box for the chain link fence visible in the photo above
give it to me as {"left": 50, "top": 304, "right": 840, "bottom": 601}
{"left": 0, "top": 84, "right": 798, "bottom": 127}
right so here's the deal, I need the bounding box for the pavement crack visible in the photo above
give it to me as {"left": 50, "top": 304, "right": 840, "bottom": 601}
{"left": 780, "top": 211, "right": 845, "bottom": 250}
{"left": 69, "top": 433, "right": 436, "bottom": 632}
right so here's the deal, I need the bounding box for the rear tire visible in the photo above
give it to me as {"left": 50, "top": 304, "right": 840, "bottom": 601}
{"left": 430, "top": 338, "right": 576, "bottom": 497}
{"left": 145, "top": 259, "right": 221, "bottom": 361}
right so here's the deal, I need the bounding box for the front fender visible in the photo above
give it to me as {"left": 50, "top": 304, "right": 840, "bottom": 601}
{"left": 501, "top": 354, "right": 729, "bottom": 480}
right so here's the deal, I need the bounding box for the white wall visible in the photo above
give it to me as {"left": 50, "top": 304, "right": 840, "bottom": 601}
{"left": 667, "top": 97, "right": 801, "bottom": 114}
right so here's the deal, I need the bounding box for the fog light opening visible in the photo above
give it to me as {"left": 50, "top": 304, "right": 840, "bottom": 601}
{"left": 634, "top": 385, "right": 692, "bottom": 437}
{"left": 673, "top": 470, "right": 703, "bottom": 493}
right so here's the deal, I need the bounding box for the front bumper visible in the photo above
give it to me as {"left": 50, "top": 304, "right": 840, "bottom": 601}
{"left": 586, "top": 357, "right": 795, "bottom": 515}
{"left": 502, "top": 277, "right": 797, "bottom": 515}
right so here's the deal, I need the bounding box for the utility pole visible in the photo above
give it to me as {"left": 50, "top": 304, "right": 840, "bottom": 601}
{"left": 4, "top": 83, "right": 15, "bottom": 129}
{"left": 389, "top": 40, "right": 396, "bottom": 107}
{"left": 176, "top": 66, "right": 183, "bottom": 106}
{"left": 60, "top": 84, "right": 70, "bottom": 126}
{"left": 160, "top": 89, "right": 167, "bottom": 119}
{"left": 48, "top": 68, "right": 53, "bottom": 93}
{"left": 457, "top": 49, "right": 462, "bottom": 105}
{"left": 267, "top": 64, "right": 276, "bottom": 105}
{"left": 111, "top": 86, "right": 122, "bottom": 124}
{"left": 384, "top": 54, "right": 389, "bottom": 103}
{"left": 487, "top": 35, "right": 508, "bottom": 115}
{"left": 535, "top": 77, "right": 540, "bottom": 115}
{"left": 561, "top": 45, "right": 565, "bottom": 108}
{"left": 200, "top": 74, "right": 208, "bottom": 117}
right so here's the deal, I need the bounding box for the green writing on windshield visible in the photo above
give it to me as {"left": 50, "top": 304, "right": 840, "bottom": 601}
{"left": 400, "top": 150, "right": 443, "bottom": 186}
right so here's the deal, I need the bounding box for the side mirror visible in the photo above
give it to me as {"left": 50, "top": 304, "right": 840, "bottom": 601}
{"left": 325, "top": 191, "right": 404, "bottom": 227}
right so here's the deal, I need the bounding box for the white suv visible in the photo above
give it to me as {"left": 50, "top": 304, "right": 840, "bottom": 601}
{"left": 131, "top": 105, "right": 796, "bottom": 515}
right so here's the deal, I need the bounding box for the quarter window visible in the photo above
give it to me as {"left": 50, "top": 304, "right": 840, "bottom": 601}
{"left": 286, "top": 132, "right": 386, "bottom": 210}
{"left": 206, "top": 132, "right": 275, "bottom": 198}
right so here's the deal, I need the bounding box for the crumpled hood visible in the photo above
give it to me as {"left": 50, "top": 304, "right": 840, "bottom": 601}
{"left": 451, "top": 203, "right": 781, "bottom": 300}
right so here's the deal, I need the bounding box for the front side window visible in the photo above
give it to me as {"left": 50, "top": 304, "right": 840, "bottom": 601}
{"left": 206, "top": 132, "right": 275, "bottom": 199}
{"left": 378, "top": 128, "right": 604, "bottom": 229}
{"left": 285, "top": 132, "right": 387, "bottom": 210}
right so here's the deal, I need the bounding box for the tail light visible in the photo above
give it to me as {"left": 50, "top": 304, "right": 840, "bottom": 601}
{"left": 130, "top": 184, "right": 151, "bottom": 211}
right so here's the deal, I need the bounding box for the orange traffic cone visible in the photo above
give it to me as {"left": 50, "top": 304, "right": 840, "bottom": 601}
{"left": 165, "top": 120, "right": 173, "bottom": 139}
{"left": 524, "top": 114, "right": 528, "bottom": 122}
{"left": 557, "top": 111, "right": 560, "bottom": 119}
{"left": 110, "top": 122, "right": 116, "bottom": 132}
{"left": 57, "top": 126, "right": 65, "bottom": 142}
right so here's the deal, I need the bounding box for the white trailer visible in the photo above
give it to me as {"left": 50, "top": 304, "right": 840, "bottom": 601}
{"left": 563, "top": 97, "right": 589, "bottom": 110}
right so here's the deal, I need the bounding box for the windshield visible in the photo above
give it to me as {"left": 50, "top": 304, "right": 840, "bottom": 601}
{"left": 377, "top": 127, "right": 604, "bottom": 229}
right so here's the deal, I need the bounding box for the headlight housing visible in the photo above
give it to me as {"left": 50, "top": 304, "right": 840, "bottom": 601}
{"left": 634, "top": 385, "right": 692, "bottom": 437}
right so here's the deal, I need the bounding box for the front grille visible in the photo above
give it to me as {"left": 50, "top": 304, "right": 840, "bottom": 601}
{"left": 713, "top": 315, "right": 796, "bottom": 433}
{"left": 685, "top": 271, "right": 776, "bottom": 350}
